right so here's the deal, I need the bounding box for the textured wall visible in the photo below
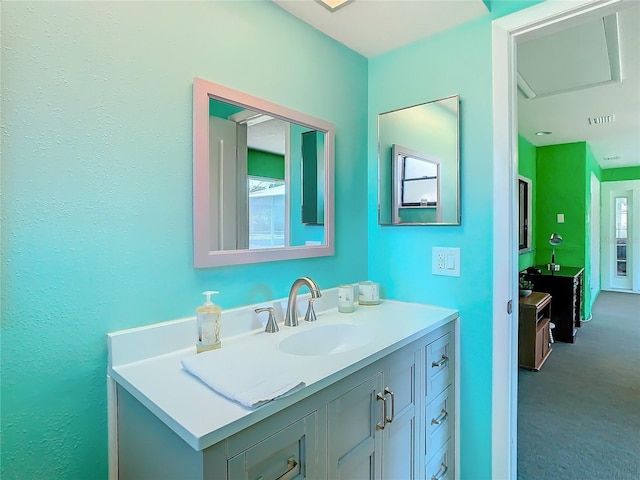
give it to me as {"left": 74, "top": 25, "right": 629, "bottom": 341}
{"left": 368, "top": 18, "right": 496, "bottom": 479}
{"left": 536, "top": 142, "right": 596, "bottom": 318}
{"left": 0, "top": 2, "right": 367, "bottom": 478}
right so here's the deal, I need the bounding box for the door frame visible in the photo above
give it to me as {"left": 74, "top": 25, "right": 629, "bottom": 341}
{"left": 491, "top": 0, "right": 624, "bottom": 478}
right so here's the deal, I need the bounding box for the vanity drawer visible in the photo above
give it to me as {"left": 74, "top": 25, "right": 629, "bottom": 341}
{"left": 227, "top": 412, "right": 317, "bottom": 480}
{"left": 425, "top": 386, "right": 453, "bottom": 461}
{"left": 425, "top": 440, "right": 453, "bottom": 480}
{"left": 425, "top": 333, "right": 453, "bottom": 398}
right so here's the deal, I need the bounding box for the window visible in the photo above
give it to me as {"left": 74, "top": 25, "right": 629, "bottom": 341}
{"left": 519, "top": 176, "right": 532, "bottom": 252}
{"left": 615, "top": 196, "right": 628, "bottom": 277}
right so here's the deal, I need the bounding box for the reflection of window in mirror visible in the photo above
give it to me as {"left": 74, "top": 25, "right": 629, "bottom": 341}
{"left": 519, "top": 176, "right": 532, "bottom": 252}
{"left": 248, "top": 177, "right": 285, "bottom": 249}
{"left": 401, "top": 156, "right": 439, "bottom": 206}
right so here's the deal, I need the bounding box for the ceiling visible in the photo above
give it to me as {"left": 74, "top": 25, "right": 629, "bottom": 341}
{"left": 273, "top": 0, "right": 640, "bottom": 170}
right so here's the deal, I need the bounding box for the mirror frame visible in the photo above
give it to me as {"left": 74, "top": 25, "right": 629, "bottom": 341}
{"left": 193, "top": 77, "right": 335, "bottom": 268}
{"left": 377, "top": 95, "right": 461, "bottom": 226}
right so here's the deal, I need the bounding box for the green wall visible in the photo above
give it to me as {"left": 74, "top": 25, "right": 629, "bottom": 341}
{"left": 518, "top": 135, "right": 537, "bottom": 270}
{"left": 248, "top": 149, "right": 285, "bottom": 180}
{"left": 601, "top": 166, "right": 640, "bottom": 182}
{"left": 535, "top": 142, "right": 601, "bottom": 318}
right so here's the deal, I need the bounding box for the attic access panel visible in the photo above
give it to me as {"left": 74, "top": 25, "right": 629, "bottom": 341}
{"left": 517, "top": 14, "right": 620, "bottom": 98}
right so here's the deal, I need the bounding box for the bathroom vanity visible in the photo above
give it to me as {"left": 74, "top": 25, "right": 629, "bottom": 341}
{"left": 108, "top": 292, "right": 458, "bottom": 479}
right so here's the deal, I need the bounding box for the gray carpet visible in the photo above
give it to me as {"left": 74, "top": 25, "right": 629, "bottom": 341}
{"left": 517, "top": 291, "right": 640, "bottom": 480}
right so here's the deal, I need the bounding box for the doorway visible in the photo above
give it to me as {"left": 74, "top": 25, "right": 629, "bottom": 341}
{"left": 491, "top": 0, "right": 629, "bottom": 478}
{"left": 601, "top": 180, "right": 640, "bottom": 292}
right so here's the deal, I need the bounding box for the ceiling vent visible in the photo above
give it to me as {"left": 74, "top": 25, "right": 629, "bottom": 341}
{"left": 517, "top": 14, "right": 621, "bottom": 99}
{"left": 588, "top": 115, "right": 615, "bottom": 125}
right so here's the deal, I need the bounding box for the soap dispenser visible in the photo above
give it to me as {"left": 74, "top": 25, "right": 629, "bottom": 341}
{"left": 196, "top": 291, "right": 222, "bottom": 353}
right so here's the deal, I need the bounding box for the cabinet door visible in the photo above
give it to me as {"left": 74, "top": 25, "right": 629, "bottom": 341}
{"left": 327, "top": 373, "right": 384, "bottom": 480}
{"left": 227, "top": 412, "right": 317, "bottom": 480}
{"left": 382, "top": 346, "right": 419, "bottom": 480}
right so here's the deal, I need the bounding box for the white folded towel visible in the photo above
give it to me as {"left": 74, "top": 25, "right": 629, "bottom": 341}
{"left": 181, "top": 349, "right": 305, "bottom": 408}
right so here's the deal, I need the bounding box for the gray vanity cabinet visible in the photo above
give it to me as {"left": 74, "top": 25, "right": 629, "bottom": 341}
{"left": 115, "top": 322, "right": 456, "bottom": 480}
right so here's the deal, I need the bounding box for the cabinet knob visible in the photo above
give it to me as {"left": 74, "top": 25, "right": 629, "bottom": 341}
{"left": 257, "top": 456, "right": 298, "bottom": 480}
{"left": 431, "top": 463, "right": 448, "bottom": 480}
{"left": 432, "top": 355, "right": 449, "bottom": 368}
{"left": 383, "top": 387, "right": 395, "bottom": 423}
{"left": 431, "top": 409, "right": 449, "bottom": 425}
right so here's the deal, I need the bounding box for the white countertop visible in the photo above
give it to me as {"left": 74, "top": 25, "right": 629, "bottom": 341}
{"left": 108, "top": 295, "right": 458, "bottom": 451}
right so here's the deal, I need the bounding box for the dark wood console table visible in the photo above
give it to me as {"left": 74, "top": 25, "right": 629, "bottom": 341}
{"left": 525, "top": 266, "right": 584, "bottom": 343}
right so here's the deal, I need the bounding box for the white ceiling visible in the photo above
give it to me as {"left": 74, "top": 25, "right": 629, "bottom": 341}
{"left": 272, "top": 0, "right": 640, "bottom": 169}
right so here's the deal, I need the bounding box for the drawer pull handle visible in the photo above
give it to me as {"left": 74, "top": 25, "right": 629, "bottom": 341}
{"left": 376, "top": 392, "right": 387, "bottom": 430}
{"left": 432, "top": 355, "right": 449, "bottom": 368}
{"left": 384, "top": 387, "right": 395, "bottom": 423}
{"left": 260, "top": 456, "right": 298, "bottom": 480}
{"left": 431, "top": 463, "right": 448, "bottom": 480}
{"left": 431, "top": 409, "right": 449, "bottom": 425}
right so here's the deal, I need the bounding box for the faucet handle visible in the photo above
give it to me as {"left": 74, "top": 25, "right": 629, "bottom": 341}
{"left": 304, "top": 299, "right": 317, "bottom": 323}
{"left": 255, "top": 307, "right": 279, "bottom": 333}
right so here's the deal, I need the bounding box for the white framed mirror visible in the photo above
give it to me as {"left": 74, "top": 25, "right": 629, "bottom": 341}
{"left": 193, "top": 78, "right": 335, "bottom": 267}
{"left": 378, "top": 95, "right": 460, "bottom": 225}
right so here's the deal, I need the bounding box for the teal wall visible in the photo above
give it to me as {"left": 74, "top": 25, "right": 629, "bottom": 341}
{"left": 601, "top": 166, "right": 640, "bottom": 182}
{"left": 0, "top": 2, "right": 368, "bottom": 478}
{"left": 1, "top": 0, "right": 544, "bottom": 478}
{"left": 518, "top": 136, "right": 537, "bottom": 270}
{"left": 368, "top": 18, "right": 495, "bottom": 479}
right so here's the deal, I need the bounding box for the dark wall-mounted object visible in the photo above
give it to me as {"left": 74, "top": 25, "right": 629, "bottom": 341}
{"left": 301, "top": 130, "right": 325, "bottom": 225}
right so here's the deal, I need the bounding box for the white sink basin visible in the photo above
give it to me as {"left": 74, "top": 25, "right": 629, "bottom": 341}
{"left": 278, "top": 323, "right": 372, "bottom": 356}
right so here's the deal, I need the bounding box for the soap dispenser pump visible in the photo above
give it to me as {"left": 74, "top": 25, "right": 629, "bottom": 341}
{"left": 196, "top": 291, "right": 222, "bottom": 353}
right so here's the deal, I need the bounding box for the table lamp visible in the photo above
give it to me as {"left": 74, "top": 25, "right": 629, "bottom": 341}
{"left": 548, "top": 233, "right": 563, "bottom": 272}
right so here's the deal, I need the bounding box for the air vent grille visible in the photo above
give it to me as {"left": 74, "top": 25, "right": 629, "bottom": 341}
{"left": 588, "top": 115, "right": 615, "bottom": 125}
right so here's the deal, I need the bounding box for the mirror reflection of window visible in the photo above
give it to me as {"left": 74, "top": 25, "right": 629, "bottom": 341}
{"left": 248, "top": 178, "right": 285, "bottom": 249}
{"left": 377, "top": 95, "right": 459, "bottom": 226}
{"left": 518, "top": 176, "right": 532, "bottom": 252}
{"left": 401, "top": 156, "right": 438, "bottom": 206}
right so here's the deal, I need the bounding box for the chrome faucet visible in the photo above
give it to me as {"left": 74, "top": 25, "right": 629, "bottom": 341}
{"left": 284, "top": 277, "right": 322, "bottom": 327}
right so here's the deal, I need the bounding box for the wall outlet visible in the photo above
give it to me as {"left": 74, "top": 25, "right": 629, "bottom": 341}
{"left": 432, "top": 247, "right": 461, "bottom": 277}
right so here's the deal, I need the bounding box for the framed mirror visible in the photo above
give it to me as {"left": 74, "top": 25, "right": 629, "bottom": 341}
{"left": 193, "top": 78, "right": 335, "bottom": 267}
{"left": 378, "top": 95, "right": 460, "bottom": 225}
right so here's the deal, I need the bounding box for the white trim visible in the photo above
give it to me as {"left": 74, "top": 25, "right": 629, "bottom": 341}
{"left": 491, "top": 1, "right": 624, "bottom": 478}
{"left": 454, "top": 316, "right": 461, "bottom": 480}
{"left": 107, "top": 375, "right": 118, "bottom": 480}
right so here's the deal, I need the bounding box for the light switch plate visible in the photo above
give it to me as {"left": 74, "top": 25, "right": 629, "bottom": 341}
{"left": 432, "top": 247, "right": 461, "bottom": 277}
